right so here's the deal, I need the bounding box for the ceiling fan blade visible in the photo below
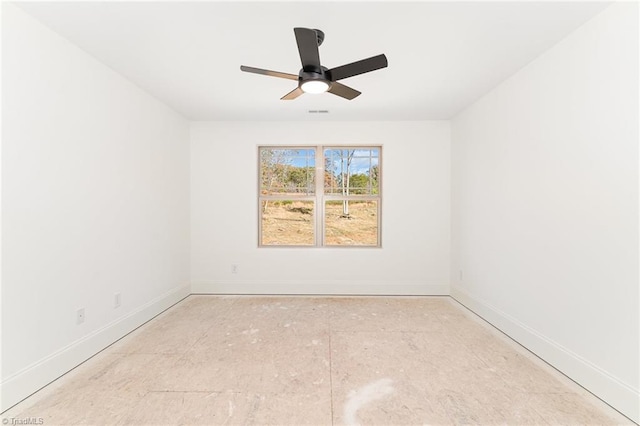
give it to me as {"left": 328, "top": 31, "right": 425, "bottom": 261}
{"left": 328, "top": 82, "right": 361, "bottom": 100}
{"left": 240, "top": 65, "right": 298, "bottom": 81}
{"left": 281, "top": 87, "right": 304, "bottom": 100}
{"left": 294, "top": 28, "right": 321, "bottom": 71}
{"left": 328, "top": 54, "right": 388, "bottom": 81}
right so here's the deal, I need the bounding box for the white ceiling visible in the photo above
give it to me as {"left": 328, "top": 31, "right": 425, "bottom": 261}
{"left": 15, "top": 1, "right": 609, "bottom": 121}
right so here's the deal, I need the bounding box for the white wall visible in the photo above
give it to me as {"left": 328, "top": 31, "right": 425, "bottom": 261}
{"left": 1, "top": 4, "right": 190, "bottom": 411}
{"left": 451, "top": 3, "right": 638, "bottom": 422}
{"left": 191, "top": 121, "right": 450, "bottom": 295}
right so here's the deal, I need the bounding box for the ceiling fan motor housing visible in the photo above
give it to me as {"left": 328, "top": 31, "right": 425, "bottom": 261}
{"left": 299, "top": 66, "right": 332, "bottom": 87}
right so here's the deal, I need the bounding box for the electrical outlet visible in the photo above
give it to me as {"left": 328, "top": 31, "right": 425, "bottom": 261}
{"left": 114, "top": 293, "right": 121, "bottom": 308}
{"left": 232, "top": 264, "right": 238, "bottom": 274}
{"left": 76, "top": 308, "right": 85, "bottom": 325}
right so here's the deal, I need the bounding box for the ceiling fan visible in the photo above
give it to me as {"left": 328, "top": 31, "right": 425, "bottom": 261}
{"left": 240, "top": 28, "right": 388, "bottom": 100}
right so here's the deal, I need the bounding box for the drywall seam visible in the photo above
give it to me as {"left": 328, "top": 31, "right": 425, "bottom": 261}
{"left": 0, "top": 284, "right": 190, "bottom": 413}
{"left": 450, "top": 285, "right": 640, "bottom": 424}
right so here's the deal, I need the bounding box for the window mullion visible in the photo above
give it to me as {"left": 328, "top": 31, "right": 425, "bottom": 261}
{"left": 315, "top": 146, "right": 324, "bottom": 247}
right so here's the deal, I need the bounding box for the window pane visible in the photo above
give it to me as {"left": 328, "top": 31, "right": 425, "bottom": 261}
{"left": 261, "top": 200, "right": 314, "bottom": 245}
{"left": 324, "top": 148, "right": 379, "bottom": 195}
{"left": 260, "top": 148, "right": 315, "bottom": 195}
{"left": 324, "top": 200, "right": 378, "bottom": 246}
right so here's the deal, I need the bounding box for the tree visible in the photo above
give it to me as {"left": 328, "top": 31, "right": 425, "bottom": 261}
{"left": 338, "top": 150, "right": 355, "bottom": 217}
{"left": 260, "top": 149, "right": 293, "bottom": 212}
{"left": 370, "top": 165, "right": 379, "bottom": 195}
{"left": 324, "top": 156, "right": 338, "bottom": 192}
{"left": 261, "top": 149, "right": 316, "bottom": 213}
{"left": 287, "top": 166, "right": 314, "bottom": 193}
{"left": 349, "top": 174, "right": 369, "bottom": 194}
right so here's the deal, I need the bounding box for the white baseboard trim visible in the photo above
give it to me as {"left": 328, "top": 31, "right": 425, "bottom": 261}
{"left": 451, "top": 285, "right": 639, "bottom": 424}
{"left": 191, "top": 280, "right": 449, "bottom": 296}
{"left": 0, "top": 284, "right": 190, "bottom": 413}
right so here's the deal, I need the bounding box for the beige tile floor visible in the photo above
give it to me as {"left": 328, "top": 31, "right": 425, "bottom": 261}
{"left": 2, "top": 295, "right": 633, "bottom": 425}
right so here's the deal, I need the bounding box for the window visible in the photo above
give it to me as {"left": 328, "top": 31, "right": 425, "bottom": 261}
{"left": 259, "top": 146, "right": 381, "bottom": 247}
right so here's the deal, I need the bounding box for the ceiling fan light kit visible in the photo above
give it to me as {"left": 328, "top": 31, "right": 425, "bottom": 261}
{"left": 301, "top": 80, "right": 329, "bottom": 94}
{"left": 240, "top": 27, "right": 388, "bottom": 100}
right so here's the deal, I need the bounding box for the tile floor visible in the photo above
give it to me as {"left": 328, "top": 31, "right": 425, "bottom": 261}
{"left": 2, "top": 295, "right": 633, "bottom": 425}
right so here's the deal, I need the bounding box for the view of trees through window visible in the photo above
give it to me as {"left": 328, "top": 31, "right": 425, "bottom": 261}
{"left": 259, "top": 146, "right": 381, "bottom": 246}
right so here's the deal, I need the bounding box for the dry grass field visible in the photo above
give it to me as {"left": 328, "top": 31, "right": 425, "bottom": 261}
{"left": 261, "top": 201, "right": 378, "bottom": 246}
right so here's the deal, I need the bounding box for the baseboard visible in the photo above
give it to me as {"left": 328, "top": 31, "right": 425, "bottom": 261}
{"left": 0, "top": 284, "right": 190, "bottom": 413}
{"left": 450, "top": 285, "right": 639, "bottom": 424}
{"left": 191, "top": 280, "right": 449, "bottom": 296}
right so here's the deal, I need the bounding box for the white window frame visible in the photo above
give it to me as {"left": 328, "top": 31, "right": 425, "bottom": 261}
{"left": 258, "top": 145, "right": 382, "bottom": 248}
